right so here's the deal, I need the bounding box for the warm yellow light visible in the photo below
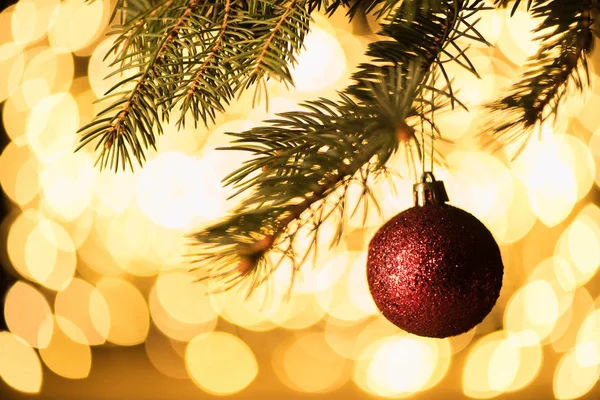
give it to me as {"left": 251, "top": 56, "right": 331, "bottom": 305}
{"left": 576, "top": 309, "right": 600, "bottom": 367}
{"left": 291, "top": 27, "right": 347, "bottom": 92}
{"left": 346, "top": 251, "right": 379, "bottom": 316}
{"left": 446, "top": 151, "right": 514, "bottom": 240}
{"left": 551, "top": 288, "right": 594, "bottom": 353}
{"left": 449, "top": 328, "right": 477, "bottom": 354}
{"left": 324, "top": 317, "right": 370, "bottom": 360}
{"left": 11, "top": 0, "right": 59, "bottom": 46}
{"left": 155, "top": 272, "right": 218, "bottom": 325}
{"left": 26, "top": 92, "right": 79, "bottom": 163}
{"left": 48, "top": 0, "right": 108, "bottom": 53}
{"left": 22, "top": 47, "right": 74, "bottom": 96}
{"left": 4, "top": 281, "right": 53, "bottom": 348}
{"left": 0, "top": 332, "right": 43, "bottom": 394}
{"left": 25, "top": 218, "right": 76, "bottom": 291}
{"left": 7, "top": 209, "right": 40, "bottom": 280}
{"left": 553, "top": 348, "right": 600, "bottom": 399}
{"left": 209, "top": 287, "right": 276, "bottom": 332}
{"left": 555, "top": 211, "right": 600, "bottom": 288}
{"left": 185, "top": 332, "right": 258, "bottom": 395}
{"left": 505, "top": 280, "right": 559, "bottom": 346}
{"left": 511, "top": 130, "right": 577, "bottom": 227}
{"left": 0, "top": 140, "right": 39, "bottom": 207}
{"left": 94, "top": 170, "right": 136, "bottom": 215}
{"left": 276, "top": 332, "right": 349, "bottom": 393}
{"left": 462, "top": 331, "right": 505, "bottom": 399}
{"left": 39, "top": 151, "right": 97, "bottom": 222}
{"left": 144, "top": 326, "right": 188, "bottom": 380}
{"left": 149, "top": 285, "right": 217, "bottom": 342}
{"left": 263, "top": 291, "right": 326, "bottom": 330}
{"left": 500, "top": 174, "right": 537, "bottom": 244}
{"left": 39, "top": 318, "right": 92, "bottom": 379}
{"left": 497, "top": 8, "right": 538, "bottom": 66}
{"left": 88, "top": 37, "right": 136, "bottom": 98}
{"left": 356, "top": 335, "right": 440, "bottom": 397}
{"left": 96, "top": 277, "right": 150, "bottom": 346}
{"left": 2, "top": 90, "right": 30, "bottom": 144}
{"left": 0, "top": 42, "right": 24, "bottom": 102}
{"left": 54, "top": 278, "right": 110, "bottom": 345}
{"left": 137, "top": 152, "right": 225, "bottom": 229}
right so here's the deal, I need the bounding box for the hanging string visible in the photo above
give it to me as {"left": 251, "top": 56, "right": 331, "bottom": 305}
{"left": 430, "top": 73, "right": 435, "bottom": 174}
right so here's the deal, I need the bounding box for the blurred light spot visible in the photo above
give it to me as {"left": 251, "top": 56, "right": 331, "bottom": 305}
{"left": 505, "top": 280, "right": 559, "bottom": 345}
{"left": 347, "top": 252, "right": 379, "bottom": 315}
{"left": 96, "top": 277, "right": 150, "bottom": 346}
{"left": 275, "top": 332, "right": 349, "bottom": 393}
{"left": 559, "top": 135, "right": 595, "bottom": 200}
{"left": 209, "top": 287, "right": 276, "bottom": 332}
{"left": 149, "top": 285, "right": 217, "bottom": 342}
{"left": 449, "top": 328, "right": 477, "bottom": 354}
{"left": 26, "top": 93, "right": 79, "bottom": 163}
{"left": 0, "top": 5, "right": 16, "bottom": 43}
{"left": 576, "top": 309, "right": 600, "bottom": 367}
{"left": 186, "top": 332, "right": 258, "bottom": 395}
{"left": 4, "top": 281, "right": 53, "bottom": 348}
{"left": 88, "top": 37, "right": 136, "bottom": 98}
{"left": 500, "top": 175, "right": 536, "bottom": 244}
{"left": 555, "top": 213, "right": 600, "bottom": 288}
{"left": 94, "top": 170, "right": 136, "bottom": 215}
{"left": 22, "top": 47, "right": 74, "bottom": 96}
{"left": 156, "top": 113, "right": 205, "bottom": 155}
{"left": 76, "top": 228, "right": 124, "bottom": 277}
{"left": 39, "top": 318, "right": 91, "bottom": 379}
{"left": 265, "top": 292, "right": 326, "bottom": 330}
{"left": 292, "top": 27, "right": 346, "bottom": 92}
{"left": 156, "top": 272, "right": 218, "bottom": 325}
{"left": 14, "top": 157, "right": 40, "bottom": 207}
{"left": 2, "top": 90, "right": 30, "bottom": 144}
{"left": 48, "top": 0, "right": 107, "bottom": 53}
{"left": 355, "top": 335, "right": 442, "bottom": 397}
{"left": 55, "top": 278, "right": 110, "bottom": 345}
{"left": 0, "top": 42, "right": 25, "bottom": 102}
{"left": 553, "top": 349, "right": 600, "bottom": 399}
{"left": 11, "top": 0, "right": 59, "bottom": 46}
{"left": 462, "top": 331, "right": 505, "bottom": 398}
{"left": 446, "top": 151, "right": 514, "bottom": 241}
{"left": 511, "top": 130, "right": 577, "bottom": 227}
{"left": 145, "top": 325, "right": 188, "bottom": 379}
{"left": 0, "top": 141, "right": 39, "bottom": 207}
{"left": 324, "top": 318, "right": 370, "bottom": 360}
{"left": 7, "top": 209, "right": 40, "bottom": 280}
{"left": 40, "top": 152, "right": 97, "bottom": 222}
{"left": 0, "top": 332, "right": 43, "bottom": 394}
{"left": 25, "top": 218, "right": 76, "bottom": 291}
{"left": 565, "top": 218, "right": 600, "bottom": 284}
{"left": 137, "top": 152, "right": 224, "bottom": 229}
{"left": 497, "top": 8, "right": 538, "bottom": 66}
{"left": 551, "top": 288, "right": 594, "bottom": 353}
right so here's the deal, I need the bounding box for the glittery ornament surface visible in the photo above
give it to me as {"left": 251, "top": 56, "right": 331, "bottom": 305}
{"left": 367, "top": 204, "right": 503, "bottom": 338}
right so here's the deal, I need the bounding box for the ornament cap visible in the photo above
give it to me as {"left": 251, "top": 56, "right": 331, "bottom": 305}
{"left": 413, "top": 172, "right": 449, "bottom": 206}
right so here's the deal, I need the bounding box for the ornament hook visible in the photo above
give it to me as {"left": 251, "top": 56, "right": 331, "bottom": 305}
{"left": 413, "top": 172, "right": 448, "bottom": 206}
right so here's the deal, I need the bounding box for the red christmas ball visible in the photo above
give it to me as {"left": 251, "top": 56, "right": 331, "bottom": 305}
{"left": 367, "top": 203, "right": 503, "bottom": 338}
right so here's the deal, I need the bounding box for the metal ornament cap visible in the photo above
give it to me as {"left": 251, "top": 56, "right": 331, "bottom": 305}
{"left": 413, "top": 172, "right": 448, "bottom": 206}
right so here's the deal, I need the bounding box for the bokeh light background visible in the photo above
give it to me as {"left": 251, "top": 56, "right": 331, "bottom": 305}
{"left": 1, "top": 0, "right": 600, "bottom": 399}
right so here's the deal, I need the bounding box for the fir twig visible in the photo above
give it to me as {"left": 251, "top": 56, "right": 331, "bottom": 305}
{"left": 190, "top": 0, "right": 489, "bottom": 293}
{"left": 486, "top": 0, "right": 594, "bottom": 156}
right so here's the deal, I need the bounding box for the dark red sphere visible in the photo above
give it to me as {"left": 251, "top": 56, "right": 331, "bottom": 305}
{"left": 367, "top": 203, "right": 503, "bottom": 338}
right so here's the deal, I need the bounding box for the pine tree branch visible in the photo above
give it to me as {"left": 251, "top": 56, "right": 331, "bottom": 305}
{"left": 78, "top": 0, "right": 310, "bottom": 171}
{"left": 189, "top": 0, "right": 487, "bottom": 293}
{"left": 486, "top": 0, "right": 594, "bottom": 155}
